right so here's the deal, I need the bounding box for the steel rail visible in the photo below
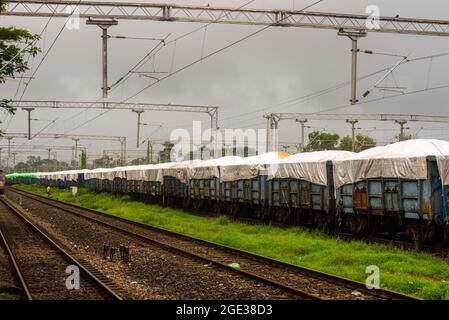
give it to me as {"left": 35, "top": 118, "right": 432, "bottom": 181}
{"left": 0, "top": 225, "right": 33, "bottom": 300}
{"left": 8, "top": 189, "right": 320, "bottom": 300}
{"left": 9, "top": 187, "right": 418, "bottom": 300}
{"left": 0, "top": 196, "right": 124, "bottom": 300}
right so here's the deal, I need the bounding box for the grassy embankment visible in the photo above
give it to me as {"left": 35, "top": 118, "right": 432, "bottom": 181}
{"left": 13, "top": 184, "right": 449, "bottom": 300}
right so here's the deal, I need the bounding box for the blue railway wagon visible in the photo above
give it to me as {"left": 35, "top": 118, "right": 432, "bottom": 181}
{"left": 189, "top": 177, "right": 220, "bottom": 211}
{"left": 336, "top": 156, "right": 448, "bottom": 241}
{"left": 269, "top": 178, "right": 330, "bottom": 225}
{"left": 163, "top": 175, "right": 189, "bottom": 207}
{"left": 218, "top": 175, "right": 269, "bottom": 220}
{"left": 77, "top": 173, "right": 85, "bottom": 188}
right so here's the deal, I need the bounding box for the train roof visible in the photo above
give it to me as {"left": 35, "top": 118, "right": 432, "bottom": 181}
{"left": 333, "top": 139, "right": 449, "bottom": 189}
{"left": 267, "top": 150, "right": 357, "bottom": 186}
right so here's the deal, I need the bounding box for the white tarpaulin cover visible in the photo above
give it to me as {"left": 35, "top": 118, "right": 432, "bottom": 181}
{"left": 191, "top": 156, "right": 242, "bottom": 180}
{"left": 161, "top": 160, "right": 202, "bottom": 183}
{"left": 267, "top": 151, "right": 356, "bottom": 186}
{"left": 333, "top": 139, "right": 449, "bottom": 189}
{"left": 220, "top": 152, "right": 290, "bottom": 182}
{"left": 437, "top": 156, "right": 449, "bottom": 186}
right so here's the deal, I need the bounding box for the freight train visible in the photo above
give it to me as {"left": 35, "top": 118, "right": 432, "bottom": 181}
{"left": 6, "top": 139, "right": 449, "bottom": 247}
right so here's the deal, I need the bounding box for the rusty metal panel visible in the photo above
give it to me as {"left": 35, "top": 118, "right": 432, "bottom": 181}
{"left": 354, "top": 182, "right": 367, "bottom": 210}
{"left": 299, "top": 181, "right": 311, "bottom": 208}
{"left": 384, "top": 180, "right": 400, "bottom": 212}
{"left": 280, "top": 181, "right": 289, "bottom": 205}
{"left": 290, "top": 180, "right": 299, "bottom": 208}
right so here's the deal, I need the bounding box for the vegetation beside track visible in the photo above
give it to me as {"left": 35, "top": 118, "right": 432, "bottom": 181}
{"left": 0, "top": 293, "right": 20, "bottom": 300}
{"left": 12, "top": 184, "right": 449, "bottom": 300}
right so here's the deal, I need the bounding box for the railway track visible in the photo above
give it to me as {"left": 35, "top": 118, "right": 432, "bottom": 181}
{"left": 8, "top": 188, "right": 418, "bottom": 300}
{"left": 0, "top": 196, "right": 124, "bottom": 300}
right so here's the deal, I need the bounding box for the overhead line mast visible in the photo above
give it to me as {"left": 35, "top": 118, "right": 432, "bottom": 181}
{"left": 265, "top": 113, "right": 449, "bottom": 152}
{"left": 5, "top": 1, "right": 449, "bottom": 102}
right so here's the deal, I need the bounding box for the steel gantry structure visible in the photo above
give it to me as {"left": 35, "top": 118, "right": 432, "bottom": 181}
{"left": 4, "top": 0, "right": 449, "bottom": 101}
{"left": 3, "top": 0, "right": 449, "bottom": 36}
{"left": 265, "top": 113, "right": 449, "bottom": 152}
{"left": 2, "top": 132, "right": 127, "bottom": 165}
{"left": 7, "top": 100, "right": 219, "bottom": 148}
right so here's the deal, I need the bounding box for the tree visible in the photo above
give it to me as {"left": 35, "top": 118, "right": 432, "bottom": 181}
{"left": 159, "top": 141, "right": 174, "bottom": 163}
{"left": 80, "top": 150, "right": 88, "bottom": 169}
{"left": 395, "top": 133, "right": 413, "bottom": 142}
{"left": 340, "top": 134, "right": 376, "bottom": 152}
{"left": 130, "top": 157, "right": 146, "bottom": 165}
{"left": 1, "top": 6, "right": 41, "bottom": 121}
{"left": 304, "top": 131, "right": 340, "bottom": 152}
{"left": 93, "top": 154, "right": 114, "bottom": 168}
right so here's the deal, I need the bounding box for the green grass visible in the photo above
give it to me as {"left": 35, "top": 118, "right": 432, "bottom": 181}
{"left": 0, "top": 293, "right": 20, "bottom": 300}
{"left": 13, "top": 184, "right": 449, "bottom": 300}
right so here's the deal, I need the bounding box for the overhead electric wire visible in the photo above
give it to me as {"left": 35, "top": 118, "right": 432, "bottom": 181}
{"left": 57, "top": 0, "right": 325, "bottom": 138}
{"left": 121, "top": 0, "right": 325, "bottom": 103}
{"left": 3, "top": 0, "right": 65, "bottom": 129}
{"left": 28, "top": 0, "right": 263, "bottom": 143}
{"left": 108, "top": 0, "right": 260, "bottom": 92}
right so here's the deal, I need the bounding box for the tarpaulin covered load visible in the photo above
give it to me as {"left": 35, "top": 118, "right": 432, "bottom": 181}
{"left": 6, "top": 172, "right": 38, "bottom": 180}
{"left": 161, "top": 160, "right": 202, "bottom": 183}
{"left": 219, "top": 152, "right": 290, "bottom": 182}
{"left": 84, "top": 167, "right": 111, "bottom": 180}
{"left": 333, "top": 139, "right": 449, "bottom": 189}
{"left": 267, "top": 150, "right": 356, "bottom": 186}
{"left": 437, "top": 156, "right": 449, "bottom": 186}
{"left": 124, "top": 164, "right": 155, "bottom": 181}
{"left": 191, "top": 156, "right": 242, "bottom": 180}
{"left": 55, "top": 169, "right": 90, "bottom": 182}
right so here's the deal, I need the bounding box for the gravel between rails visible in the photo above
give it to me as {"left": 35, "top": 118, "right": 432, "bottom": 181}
{"left": 7, "top": 189, "right": 411, "bottom": 300}
{"left": 0, "top": 199, "right": 115, "bottom": 300}
{"left": 0, "top": 232, "right": 19, "bottom": 294}
{"left": 7, "top": 191, "right": 301, "bottom": 300}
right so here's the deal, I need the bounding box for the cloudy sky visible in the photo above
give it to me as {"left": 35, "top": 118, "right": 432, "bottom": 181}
{"left": 2, "top": 0, "right": 449, "bottom": 163}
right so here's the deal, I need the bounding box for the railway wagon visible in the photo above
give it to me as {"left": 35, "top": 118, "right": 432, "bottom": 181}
{"left": 121, "top": 163, "right": 172, "bottom": 203}
{"left": 161, "top": 160, "right": 201, "bottom": 207}
{"left": 266, "top": 151, "right": 355, "bottom": 227}
{"left": 0, "top": 169, "right": 4, "bottom": 195}
{"left": 6, "top": 172, "right": 39, "bottom": 186}
{"left": 8, "top": 139, "right": 449, "bottom": 247}
{"left": 189, "top": 156, "right": 242, "bottom": 212}
{"left": 333, "top": 139, "right": 449, "bottom": 245}
{"left": 217, "top": 152, "right": 290, "bottom": 220}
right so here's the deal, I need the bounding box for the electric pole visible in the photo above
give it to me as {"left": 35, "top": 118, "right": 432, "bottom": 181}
{"left": 12, "top": 152, "right": 17, "bottom": 167}
{"left": 132, "top": 109, "right": 144, "bottom": 148}
{"left": 6, "top": 137, "right": 12, "bottom": 168}
{"left": 346, "top": 119, "right": 359, "bottom": 152}
{"left": 22, "top": 107, "right": 35, "bottom": 140}
{"left": 86, "top": 18, "right": 118, "bottom": 98}
{"left": 72, "top": 138, "right": 80, "bottom": 162}
{"left": 296, "top": 119, "right": 308, "bottom": 152}
{"left": 395, "top": 120, "right": 408, "bottom": 141}
{"left": 46, "top": 148, "right": 52, "bottom": 160}
{"left": 338, "top": 30, "right": 367, "bottom": 105}
{"left": 146, "top": 140, "right": 153, "bottom": 164}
